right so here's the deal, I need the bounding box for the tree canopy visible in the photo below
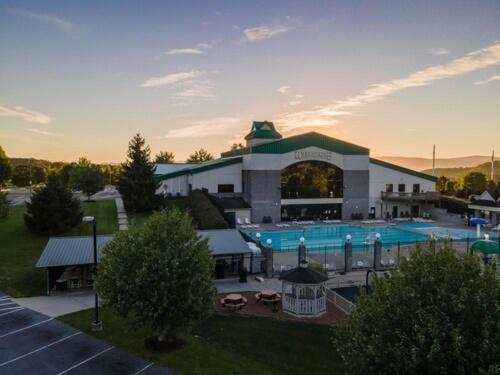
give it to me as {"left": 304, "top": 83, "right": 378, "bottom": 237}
{"left": 25, "top": 174, "right": 82, "bottom": 234}
{"left": 155, "top": 151, "right": 175, "bottom": 163}
{"left": 96, "top": 208, "right": 216, "bottom": 343}
{"left": 187, "top": 148, "right": 214, "bottom": 163}
{"left": 230, "top": 143, "right": 245, "bottom": 151}
{"left": 117, "top": 133, "right": 160, "bottom": 212}
{"left": 69, "top": 158, "right": 105, "bottom": 200}
{"left": 0, "top": 145, "right": 11, "bottom": 187}
{"left": 462, "top": 172, "right": 488, "bottom": 196}
{"left": 0, "top": 192, "right": 9, "bottom": 220}
{"left": 334, "top": 245, "right": 500, "bottom": 375}
{"left": 11, "top": 164, "right": 47, "bottom": 187}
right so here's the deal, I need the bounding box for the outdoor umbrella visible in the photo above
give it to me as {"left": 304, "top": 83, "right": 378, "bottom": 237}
{"left": 470, "top": 218, "right": 489, "bottom": 225}
{"left": 471, "top": 240, "right": 500, "bottom": 255}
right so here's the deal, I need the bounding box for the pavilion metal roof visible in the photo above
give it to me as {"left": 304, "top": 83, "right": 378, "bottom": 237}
{"left": 36, "top": 235, "right": 113, "bottom": 268}
{"left": 197, "top": 229, "right": 252, "bottom": 256}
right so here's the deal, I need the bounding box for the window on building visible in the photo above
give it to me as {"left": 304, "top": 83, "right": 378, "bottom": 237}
{"left": 385, "top": 184, "right": 393, "bottom": 192}
{"left": 398, "top": 184, "right": 406, "bottom": 193}
{"left": 413, "top": 184, "right": 420, "bottom": 193}
{"left": 217, "top": 184, "right": 234, "bottom": 193}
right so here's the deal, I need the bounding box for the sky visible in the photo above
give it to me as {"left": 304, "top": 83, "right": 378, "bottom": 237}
{"left": 1, "top": 0, "right": 499, "bottom": 163}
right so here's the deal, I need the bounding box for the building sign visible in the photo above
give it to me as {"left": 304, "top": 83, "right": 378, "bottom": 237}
{"left": 294, "top": 150, "right": 333, "bottom": 161}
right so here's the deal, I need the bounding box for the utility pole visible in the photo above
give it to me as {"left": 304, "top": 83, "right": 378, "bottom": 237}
{"left": 491, "top": 150, "right": 495, "bottom": 181}
{"left": 432, "top": 144, "right": 436, "bottom": 176}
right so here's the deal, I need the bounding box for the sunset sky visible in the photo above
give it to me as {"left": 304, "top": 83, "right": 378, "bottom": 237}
{"left": 1, "top": 0, "right": 499, "bottom": 163}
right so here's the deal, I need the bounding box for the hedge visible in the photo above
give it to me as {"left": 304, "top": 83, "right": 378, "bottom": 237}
{"left": 188, "top": 189, "right": 229, "bottom": 229}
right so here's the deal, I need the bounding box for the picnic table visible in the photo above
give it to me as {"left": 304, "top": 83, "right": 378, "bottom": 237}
{"left": 220, "top": 293, "right": 247, "bottom": 311}
{"left": 255, "top": 289, "right": 281, "bottom": 312}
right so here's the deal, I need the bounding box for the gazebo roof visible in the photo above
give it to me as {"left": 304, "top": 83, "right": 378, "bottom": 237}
{"left": 280, "top": 262, "right": 328, "bottom": 284}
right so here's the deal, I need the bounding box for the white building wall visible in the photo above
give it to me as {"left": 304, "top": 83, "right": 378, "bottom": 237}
{"left": 190, "top": 163, "right": 242, "bottom": 193}
{"left": 369, "top": 162, "right": 436, "bottom": 217}
{"left": 157, "top": 175, "right": 189, "bottom": 196}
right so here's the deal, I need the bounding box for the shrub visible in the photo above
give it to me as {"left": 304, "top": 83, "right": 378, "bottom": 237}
{"left": 188, "top": 190, "right": 228, "bottom": 229}
{"left": 0, "top": 192, "right": 9, "bottom": 220}
{"left": 334, "top": 244, "right": 500, "bottom": 375}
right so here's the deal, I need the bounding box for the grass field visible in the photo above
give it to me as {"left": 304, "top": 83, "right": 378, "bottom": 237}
{"left": 60, "top": 307, "right": 345, "bottom": 375}
{"left": 0, "top": 199, "right": 118, "bottom": 297}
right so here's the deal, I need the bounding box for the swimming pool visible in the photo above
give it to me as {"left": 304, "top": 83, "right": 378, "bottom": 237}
{"left": 249, "top": 224, "right": 428, "bottom": 251}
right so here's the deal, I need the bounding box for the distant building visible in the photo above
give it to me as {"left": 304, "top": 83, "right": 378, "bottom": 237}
{"left": 155, "top": 121, "right": 438, "bottom": 223}
{"left": 469, "top": 190, "right": 500, "bottom": 227}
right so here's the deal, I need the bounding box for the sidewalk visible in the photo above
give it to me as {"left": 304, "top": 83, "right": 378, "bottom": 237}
{"left": 13, "top": 290, "right": 95, "bottom": 318}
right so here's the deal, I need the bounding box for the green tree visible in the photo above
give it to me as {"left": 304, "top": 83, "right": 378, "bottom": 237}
{"left": 0, "top": 192, "right": 9, "bottom": 220}
{"left": 0, "top": 145, "right": 12, "bottom": 187}
{"left": 334, "top": 245, "right": 500, "bottom": 375}
{"left": 230, "top": 143, "right": 244, "bottom": 151}
{"left": 463, "top": 172, "right": 488, "bottom": 196}
{"left": 11, "top": 164, "right": 46, "bottom": 187}
{"left": 155, "top": 151, "right": 175, "bottom": 163}
{"left": 186, "top": 148, "right": 214, "bottom": 163}
{"left": 117, "top": 133, "right": 160, "bottom": 212}
{"left": 436, "top": 176, "right": 449, "bottom": 194}
{"left": 69, "top": 158, "right": 105, "bottom": 200}
{"left": 25, "top": 174, "right": 82, "bottom": 234}
{"left": 97, "top": 208, "right": 216, "bottom": 344}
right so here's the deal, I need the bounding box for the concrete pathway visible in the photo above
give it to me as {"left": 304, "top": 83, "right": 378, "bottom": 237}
{"left": 13, "top": 291, "right": 95, "bottom": 318}
{"left": 115, "top": 196, "right": 128, "bottom": 230}
{"left": 216, "top": 277, "right": 282, "bottom": 294}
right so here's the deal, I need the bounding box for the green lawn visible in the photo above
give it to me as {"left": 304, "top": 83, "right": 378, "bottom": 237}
{"left": 0, "top": 199, "right": 118, "bottom": 297}
{"left": 60, "top": 307, "right": 345, "bottom": 375}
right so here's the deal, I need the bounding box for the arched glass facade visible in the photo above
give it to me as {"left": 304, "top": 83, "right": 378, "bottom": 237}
{"left": 281, "top": 161, "right": 343, "bottom": 199}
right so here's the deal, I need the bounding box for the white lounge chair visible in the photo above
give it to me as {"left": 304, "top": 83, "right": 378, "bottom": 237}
{"left": 491, "top": 225, "right": 500, "bottom": 231}
{"left": 244, "top": 218, "right": 251, "bottom": 225}
{"left": 236, "top": 218, "right": 243, "bottom": 225}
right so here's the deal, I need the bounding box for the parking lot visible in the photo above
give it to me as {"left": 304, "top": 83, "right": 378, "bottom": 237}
{"left": 0, "top": 292, "right": 174, "bottom": 375}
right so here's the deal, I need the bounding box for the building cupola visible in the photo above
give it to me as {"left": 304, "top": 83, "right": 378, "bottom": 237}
{"left": 244, "top": 121, "right": 282, "bottom": 147}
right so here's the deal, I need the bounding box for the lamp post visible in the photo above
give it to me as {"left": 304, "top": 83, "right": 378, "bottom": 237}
{"left": 82, "top": 216, "right": 102, "bottom": 331}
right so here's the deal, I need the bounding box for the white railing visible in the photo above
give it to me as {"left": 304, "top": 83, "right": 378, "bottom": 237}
{"left": 283, "top": 294, "right": 326, "bottom": 316}
{"left": 326, "top": 289, "right": 354, "bottom": 314}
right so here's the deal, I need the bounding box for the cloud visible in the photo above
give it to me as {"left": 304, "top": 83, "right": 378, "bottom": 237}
{"left": 175, "top": 80, "right": 215, "bottom": 99}
{"left": 288, "top": 100, "right": 302, "bottom": 106}
{"left": 167, "top": 48, "right": 203, "bottom": 55}
{"left": 277, "top": 85, "right": 291, "bottom": 94}
{"left": 243, "top": 23, "right": 293, "bottom": 42}
{"left": 140, "top": 70, "right": 201, "bottom": 88}
{"left": 162, "top": 117, "right": 243, "bottom": 139}
{"left": 275, "top": 41, "right": 500, "bottom": 133}
{"left": 428, "top": 48, "right": 450, "bottom": 56}
{"left": 474, "top": 74, "right": 500, "bottom": 85}
{"left": 15, "top": 9, "right": 83, "bottom": 34}
{"left": 295, "top": 94, "right": 305, "bottom": 98}
{"left": 198, "top": 42, "right": 213, "bottom": 49}
{"left": 28, "top": 128, "right": 55, "bottom": 136}
{"left": 0, "top": 104, "right": 52, "bottom": 124}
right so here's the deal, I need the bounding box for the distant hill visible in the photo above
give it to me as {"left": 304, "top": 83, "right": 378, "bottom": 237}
{"left": 376, "top": 155, "right": 497, "bottom": 171}
{"left": 421, "top": 161, "right": 500, "bottom": 182}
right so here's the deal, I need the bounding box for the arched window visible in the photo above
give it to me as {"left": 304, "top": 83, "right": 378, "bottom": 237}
{"left": 281, "top": 161, "right": 343, "bottom": 199}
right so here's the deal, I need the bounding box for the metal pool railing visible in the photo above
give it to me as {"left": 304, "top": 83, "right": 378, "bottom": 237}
{"left": 326, "top": 289, "right": 354, "bottom": 314}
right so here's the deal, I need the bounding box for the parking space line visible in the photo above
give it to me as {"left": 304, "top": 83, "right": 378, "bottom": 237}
{"left": 0, "top": 302, "right": 16, "bottom": 306}
{"left": 134, "top": 363, "right": 153, "bottom": 374}
{"left": 0, "top": 331, "right": 82, "bottom": 367}
{"left": 0, "top": 307, "right": 24, "bottom": 317}
{"left": 0, "top": 318, "right": 54, "bottom": 339}
{"left": 56, "top": 346, "right": 114, "bottom": 375}
{"left": 0, "top": 306, "right": 23, "bottom": 312}
{"left": 0, "top": 297, "right": 10, "bottom": 301}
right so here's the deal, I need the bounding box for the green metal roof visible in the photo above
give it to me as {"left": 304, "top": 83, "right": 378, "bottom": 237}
{"left": 370, "top": 158, "right": 437, "bottom": 182}
{"left": 222, "top": 131, "right": 369, "bottom": 157}
{"left": 244, "top": 121, "right": 282, "bottom": 140}
{"left": 155, "top": 157, "right": 243, "bottom": 181}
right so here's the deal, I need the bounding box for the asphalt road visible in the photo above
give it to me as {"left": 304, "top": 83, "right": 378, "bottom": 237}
{"left": 0, "top": 292, "right": 174, "bottom": 375}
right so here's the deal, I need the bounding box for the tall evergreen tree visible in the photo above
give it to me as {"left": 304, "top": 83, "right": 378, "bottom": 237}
{"left": 117, "top": 133, "right": 160, "bottom": 212}
{"left": 25, "top": 174, "right": 82, "bottom": 234}
{"left": 0, "top": 145, "right": 12, "bottom": 187}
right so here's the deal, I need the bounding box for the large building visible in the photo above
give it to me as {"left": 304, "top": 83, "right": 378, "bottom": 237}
{"left": 155, "top": 121, "right": 438, "bottom": 223}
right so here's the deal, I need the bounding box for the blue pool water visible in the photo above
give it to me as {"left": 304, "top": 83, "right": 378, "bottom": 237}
{"left": 249, "top": 224, "right": 499, "bottom": 252}
{"left": 250, "top": 224, "right": 428, "bottom": 251}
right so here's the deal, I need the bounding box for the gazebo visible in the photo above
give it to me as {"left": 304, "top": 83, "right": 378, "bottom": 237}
{"left": 279, "top": 260, "right": 329, "bottom": 317}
